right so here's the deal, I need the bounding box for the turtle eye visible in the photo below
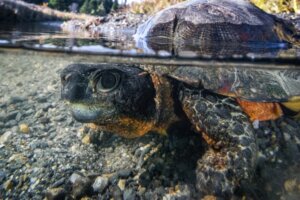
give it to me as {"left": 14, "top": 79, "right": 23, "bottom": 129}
{"left": 95, "top": 71, "right": 121, "bottom": 93}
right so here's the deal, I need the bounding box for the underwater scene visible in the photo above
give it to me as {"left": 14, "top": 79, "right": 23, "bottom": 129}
{"left": 1, "top": 0, "right": 300, "bottom": 199}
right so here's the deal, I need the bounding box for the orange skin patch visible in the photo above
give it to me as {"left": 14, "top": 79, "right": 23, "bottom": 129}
{"left": 237, "top": 99, "right": 283, "bottom": 121}
{"left": 88, "top": 116, "right": 168, "bottom": 138}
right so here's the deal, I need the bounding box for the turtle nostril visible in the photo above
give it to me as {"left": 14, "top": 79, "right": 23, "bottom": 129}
{"left": 61, "top": 73, "right": 72, "bottom": 84}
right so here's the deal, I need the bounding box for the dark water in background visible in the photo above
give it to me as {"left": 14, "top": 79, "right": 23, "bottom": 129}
{"left": 0, "top": 21, "right": 300, "bottom": 199}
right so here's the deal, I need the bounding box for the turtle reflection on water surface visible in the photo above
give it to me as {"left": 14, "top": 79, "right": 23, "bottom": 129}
{"left": 61, "top": 63, "right": 300, "bottom": 197}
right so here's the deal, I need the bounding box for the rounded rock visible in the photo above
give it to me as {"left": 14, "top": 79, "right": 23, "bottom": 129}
{"left": 92, "top": 176, "right": 109, "bottom": 193}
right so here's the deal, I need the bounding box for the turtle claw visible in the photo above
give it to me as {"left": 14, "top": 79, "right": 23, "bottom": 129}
{"left": 196, "top": 149, "right": 235, "bottom": 197}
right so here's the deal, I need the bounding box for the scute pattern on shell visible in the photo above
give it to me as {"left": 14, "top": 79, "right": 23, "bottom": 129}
{"left": 164, "top": 66, "right": 300, "bottom": 102}
{"left": 135, "top": 0, "right": 277, "bottom": 41}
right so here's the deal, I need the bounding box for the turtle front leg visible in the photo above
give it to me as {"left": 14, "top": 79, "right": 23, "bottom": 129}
{"left": 180, "top": 88, "right": 257, "bottom": 197}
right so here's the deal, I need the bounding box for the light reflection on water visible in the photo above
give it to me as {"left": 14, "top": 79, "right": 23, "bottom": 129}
{"left": 1, "top": 21, "right": 300, "bottom": 61}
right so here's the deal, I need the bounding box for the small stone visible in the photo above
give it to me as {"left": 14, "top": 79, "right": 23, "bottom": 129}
{"left": 69, "top": 173, "right": 83, "bottom": 184}
{"left": 0, "top": 131, "right": 13, "bottom": 144}
{"left": 69, "top": 173, "right": 92, "bottom": 199}
{"left": 8, "top": 153, "right": 28, "bottom": 164}
{"left": 46, "top": 187, "right": 67, "bottom": 200}
{"left": 118, "top": 179, "right": 126, "bottom": 191}
{"left": 53, "top": 115, "right": 65, "bottom": 122}
{"left": 111, "top": 185, "right": 122, "bottom": 200}
{"left": 24, "top": 109, "right": 34, "bottom": 116}
{"left": 40, "top": 117, "right": 50, "bottom": 124}
{"left": 123, "top": 188, "right": 136, "bottom": 200}
{"left": 36, "top": 96, "right": 48, "bottom": 103}
{"left": 92, "top": 176, "right": 109, "bottom": 193}
{"left": 19, "top": 124, "right": 30, "bottom": 134}
{"left": 202, "top": 195, "right": 217, "bottom": 200}
{"left": 5, "top": 120, "right": 17, "bottom": 127}
{"left": 82, "top": 135, "right": 91, "bottom": 144}
{"left": 51, "top": 178, "right": 65, "bottom": 188}
{"left": 283, "top": 132, "right": 291, "bottom": 141}
{"left": 16, "top": 113, "right": 22, "bottom": 121}
{"left": 118, "top": 169, "right": 132, "bottom": 178}
{"left": 42, "top": 103, "right": 54, "bottom": 112}
{"left": 284, "top": 179, "right": 297, "bottom": 192}
{"left": 138, "top": 186, "right": 146, "bottom": 196}
{"left": 4, "top": 179, "right": 14, "bottom": 191}
{"left": 6, "top": 111, "right": 18, "bottom": 121}
{"left": 0, "top": 171, "right": 7, "bottom": 182}
{"left": 0, "top": 112, "right": 5, "bottom": 122}
{"left": 9, "top": 96, "right": 26, "bottom": 104}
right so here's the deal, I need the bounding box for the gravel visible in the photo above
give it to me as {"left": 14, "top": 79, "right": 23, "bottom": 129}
{"left": 0, "top": 45, "right": 300, "bottom": 199}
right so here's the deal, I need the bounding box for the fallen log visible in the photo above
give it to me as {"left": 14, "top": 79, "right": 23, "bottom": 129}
{"left": 0, "top": 0, "right": 96, "bottom": 22}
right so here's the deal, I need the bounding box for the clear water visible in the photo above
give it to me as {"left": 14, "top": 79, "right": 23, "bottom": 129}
{"left": 0, "top": 22, "right": 300, "bottom": 199}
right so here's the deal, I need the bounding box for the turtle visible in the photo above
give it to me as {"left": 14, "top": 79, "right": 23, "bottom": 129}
{"left": 134, "top": 0, "right": 300, "bottom": 55}
{"left": 60, "top": 62, "right": 300, "bottom": 197}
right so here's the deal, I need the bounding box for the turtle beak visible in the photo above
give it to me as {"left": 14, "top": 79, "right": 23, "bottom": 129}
{"left": 60, "top": 65, "right": 116, "bottom": 123}
{"left": 61, "top": 71, "right": 89, "bottom": 102}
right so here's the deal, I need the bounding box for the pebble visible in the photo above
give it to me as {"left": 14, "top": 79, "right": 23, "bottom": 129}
{"left": 5, "top": 120, "right": 17, "bottom": 127}
{"left": 3, "top": 179, "right": 14, "bottom": 191}
{"left": 40, "top": 117, "right": 50, "bottom": 124}
{"left": 15, "top": 112, "right": 22, "bottom": 121}
{"left": 92, "top": 176, "right": 109, "bottom": 193}
{"left": 8, "top": 153, "right": 28, "bottom": 164}
{"left": 24, "top": 108, "right": 34, "bottom": 116}
{"left": 9, "top": 96, "right": 27, "bottom": 104}
{"left": 19, "top": 124, "right": 30, "bottom": 133}
{"left": 42, "top": 103, "right": 54, "bottom": 112}
{"left": 0, "top": 112, "right": 5, "bottom": 122}
{"left": 111, "top": 185, "right": 123, "bottom": 200}
{"left": 51, "top": 178, "right": 65, "bottom": 188}
{"left": 45, "top": 187, "right": 67, "bottom": 200}
{"left": 82, "top": 135, "right": 92, "bottom": 144}
{"left": 0, "top": 131, "right": 14, "bottom": 144}
{"left": 36, "top": 96, "right": 48, "bottom": 103}
{"left": 118, "top": 169, "right": 132, "bottom": 178}
{"left": 123, "top": 188, "right": 136, "bottom": 200}
{"left": 0, "top": 171, "right": 7, "bottom": 182}
{"left": 118, "top": 179, "right": 126, "bottom": 191}
{"left": 69, "top": 173, "right": 92, "bottom": 199}
{"left": 284, "top": 179, "right": 297, "bottom": 192}
{"left": 202, "top": 195, "right": 217, "bottom": 200}
{"left": 6, "top": 111, "right": 19, "bottom": 121}
{"left": 138, "top": 186, "right": 146, "bottom": 196}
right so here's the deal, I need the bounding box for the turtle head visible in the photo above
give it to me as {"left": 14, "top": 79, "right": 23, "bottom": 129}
{"left": 61, "top": 64, "right": 157, "bottom": 137}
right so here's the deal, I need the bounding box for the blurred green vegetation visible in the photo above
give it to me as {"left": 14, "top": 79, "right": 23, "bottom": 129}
{"left": 251, "top": 0, "right": 299, "bottom": 13}
{"left": 130, "top": 0, "right": 300, "bottom": 14}
{"left": 22, "top": 0, "right": 300, "bottom": 15}
{"left": 24, "top": 0, "right": 119, "bottom": 15}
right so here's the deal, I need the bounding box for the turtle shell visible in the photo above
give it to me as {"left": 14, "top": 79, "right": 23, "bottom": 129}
{"left": 135, "top": 0, "right": 296, "bottom": 45}
{"left": 141, "top": 65, "right": 300, "bottom": 102}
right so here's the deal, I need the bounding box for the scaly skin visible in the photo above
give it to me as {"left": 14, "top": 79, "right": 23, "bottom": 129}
{"left": 180, "top": 88, "right": 257, "bottom": 197}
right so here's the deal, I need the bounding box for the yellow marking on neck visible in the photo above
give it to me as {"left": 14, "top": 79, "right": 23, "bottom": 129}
{"left": 282, "top": 96, "right": 300, "bottom": 112}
